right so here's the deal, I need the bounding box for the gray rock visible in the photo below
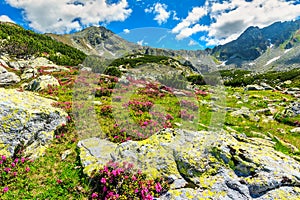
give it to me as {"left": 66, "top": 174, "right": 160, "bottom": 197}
{"left": 288, "top": 87, "right": 300, "bottom": 92}
{"left": 25, "top": 75, "right": 60, "bottom": 91}
{"left": 260, "top": 82, "right": 274, "bottom": 90}
{"left": 80, "top": 67, "right": 92, "bottom": 72}
{"left": 173, "top": 91, "right": 187, "bottom": 96}
{"left": 245, "top": 84, "right": 264, "bottom": 91}
{"left": 231, "top": 107, "right": 260, "bottom": 122}
{"left": 0, "top": 59, "right": 9, "bottom": 68}
{"left": 79, "top": 129, "right": 300, "bottom": 199}
{"left": 61, "top": 149, "right": 72, "bottom": 160}
{"left": 118, "top": 76, "right": 130, "bottom": 85}
{"left": 21, "top": 67, "right": 38, "bottom": 80}
{"left": 8, "top": 61, "right": 28, "bottom": 70}
{"left": 275, "top": 86, "right": 283, "bottom": 91}
{"left": 0, "top": 66, "right": 21, "bottom": 86}
{"left": 0, "top": 88, "right": 67, "bottom": 158}
{"left": 0, "top": 65, "right": 7, "bottom": 73}
{"left": 290, "top": 128, "right": 300, "bottom": 133}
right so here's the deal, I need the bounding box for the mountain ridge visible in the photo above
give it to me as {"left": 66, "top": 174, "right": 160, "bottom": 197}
{"left": 47, "top": 19, "right": 300, "bottom": 72}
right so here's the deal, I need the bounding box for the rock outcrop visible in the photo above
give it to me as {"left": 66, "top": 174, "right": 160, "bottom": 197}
{"left": 24, "top": 75, "right": 60, "bottom": 91}
{"left": 0, "top": 66, "right": 20, "bottom": 86}
{"left": 0, "top": 88, "right": 67, "bottom": 158}
{"left": 78, "top": 128, "right": 300, "bottom": 199}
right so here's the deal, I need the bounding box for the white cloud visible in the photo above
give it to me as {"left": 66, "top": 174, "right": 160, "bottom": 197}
{"left": 145, "top": 3, "right": 170, "bottom": 25}
{"left": 172, "top": 7, "right": 208, "bottom": 37}
{"left": 137, "top": 40, "right": 144, "bottom": 45}
{"left": 5, "top": 0, "right": 132, "bottom": 33}
{"left": 172, "top": 0, "right": 300, "bottom": 45}
{"left": 0, "top": 15, "right": 15, "bottom": 23}
{"left": 175, "top": 24, "right": 209, "bottom": 40}
{"left": 172, "top": 11, "right": 180, "bottom": 21}
{"left": 123, "top": 29, "right": 130, "bottom": 34}
{"left": 188, "top": 40, "right": 197, "bottom": 46}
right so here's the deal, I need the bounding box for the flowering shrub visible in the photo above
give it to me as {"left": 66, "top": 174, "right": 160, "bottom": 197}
{"left": 51, "top": 101, "right": 72, "bottom": 113}
{"left": 112, "top": 96, "right": 123, "bottom": 102}
{"left": 90, "top": 161, "right": 169, "bottom": 199}
{"left": 179, "top": 100, "right": 199, "bottom": 111}
{"left": 101, "top": 105, "right": 113, "bottom": 116}
{"left": 95, "top": 87, "right": 113, "bottom": 97}
{"left": 178, "top": 110, "right": 195, "bottom": 121}
{"left": 195, "top": 89, "right": 208, "bottom": 96}
{"left": 0, "top": 155, "right": 32, "bottom": 196}
{"left": 109, "top": 119, "right": 162, "bottom": 142}
{"left": 126, "top": 100, "right": 153, "bottom": 112}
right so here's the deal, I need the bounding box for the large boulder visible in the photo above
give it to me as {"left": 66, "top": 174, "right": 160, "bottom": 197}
{"left": 78, "top": 129, "right": 300, "bottom": 199}
{"left": 0, "top": 66, "right": 20, "bottom": 86}
{"left": 24, "top": 75, "right": 60, "bottom": 91}
{"left": 0, "top": 88, "right": 67, "bottom": 158}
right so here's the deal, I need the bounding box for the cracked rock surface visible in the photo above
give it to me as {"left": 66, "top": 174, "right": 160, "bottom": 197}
{"left": 78, "top": 128, "right": 300, "bottom": 199}
{"left": 0, "top": 88, "right": 67, "bottom": 158}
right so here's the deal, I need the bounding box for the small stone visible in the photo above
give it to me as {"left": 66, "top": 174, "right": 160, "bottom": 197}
{"left": 284, "top": 80, "right": 292, "bottom": 85}
{"left": 245, "top": 84, "right": 264, "bottom": 91}
{"left": 290, "top": 128, "right": 300, "bottom": 133}
{"left": 61, "top": 149, "right": 72, "bottom": 160}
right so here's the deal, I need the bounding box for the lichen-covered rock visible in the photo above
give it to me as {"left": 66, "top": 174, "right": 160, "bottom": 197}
{"left": 21, "top": 67, "right": 38, "bottom": 80}
{"left": 0, "top": 88, "right": 67, "bottom": 158}
{"left": 24, "top": 75, "right": 60, "bottom": 91}
{"left": 79, "top": 129, "right": 300, "bottom": 199}
{"left": 0, "top": 66, "right": 21, "bottom": 86}
{"left": 230, "top": 107, "right": 260, "bottom": 122}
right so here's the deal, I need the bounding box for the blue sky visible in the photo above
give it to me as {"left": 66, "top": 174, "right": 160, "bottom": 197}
{"left": 1, "top": 0, "right": 300, "bottom": 50}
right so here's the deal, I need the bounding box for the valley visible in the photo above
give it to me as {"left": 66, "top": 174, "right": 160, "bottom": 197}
{"left": 0, "top": 20, "right": 300, "bottom": 199}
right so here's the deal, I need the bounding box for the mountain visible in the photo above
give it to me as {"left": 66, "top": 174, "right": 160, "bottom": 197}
{"left": 47, "top": 26, "right": 214, "bottom": 73}
{"left": 47, "top": 26, "right": 139, "bottom": 59}
{"left": 48, "top": 19, "right": 300, "bottom": 72}
{"left": 212, "top": 19, "right": 300, "bottom": 70}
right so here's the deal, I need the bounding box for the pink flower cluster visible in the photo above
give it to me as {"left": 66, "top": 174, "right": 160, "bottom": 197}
{"left": 178, "top": 110, "right": 195, "bottom": 121}
{"left": 0, "top": 155, "right": 31, "bottom": 195}
{"left": 126, "top": 100, "right": 153, "bottom": 112}
{"left": 90, "top": 161, "right": 169, "bottom": 199}
{"left": 179, "top": 100, "right": 199, "bottom": 111}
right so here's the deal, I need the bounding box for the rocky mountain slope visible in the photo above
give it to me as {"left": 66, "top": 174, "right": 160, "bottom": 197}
{"left": 212, "top": 20, "right": 300, "bottom": 70}
{"left": 48, "top": 19, "right": 300, "bottom": 72}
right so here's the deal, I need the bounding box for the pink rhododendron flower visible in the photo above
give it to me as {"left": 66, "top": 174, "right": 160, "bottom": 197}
{"left": 3, "top": 187, "right": 9, "bottom": 193}
{"left": 101, "top": 177, "right": 106, "bottom": 184}
{"left": 155, "top": 182, "right": 162, "bottom": 192}
{"left": 56, "top": 179, "right": 62, "bottom": 184}
{"left": 91, "top": 192, "right": 98, "bottom": 199}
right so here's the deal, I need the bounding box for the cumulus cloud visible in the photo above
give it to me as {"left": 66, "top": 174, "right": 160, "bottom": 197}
{"left": 137, "top": 39, "right": 148, "bottom": 46}
{"left": 145, "top": 3, "right": 170, "bottom": 25}
{"left": 5, "top": 0, "right": 132, "bottom": 33}
{"left": 188, "top": 40, "right": 197, "bottom": 46}
{"left": 172, "top": 0, "right": 300, "bottom": 45}
{"left": 172, "top": 7, "right": 208, "bottom": 35}
{"left": 0, "top": 15, "right": 15, "bottom": 23}
{"left": 123, "top": 28, "right": 130, "bottom": 34}
{"left": 172, "top": 11, "right": 180, "bottom": 21}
